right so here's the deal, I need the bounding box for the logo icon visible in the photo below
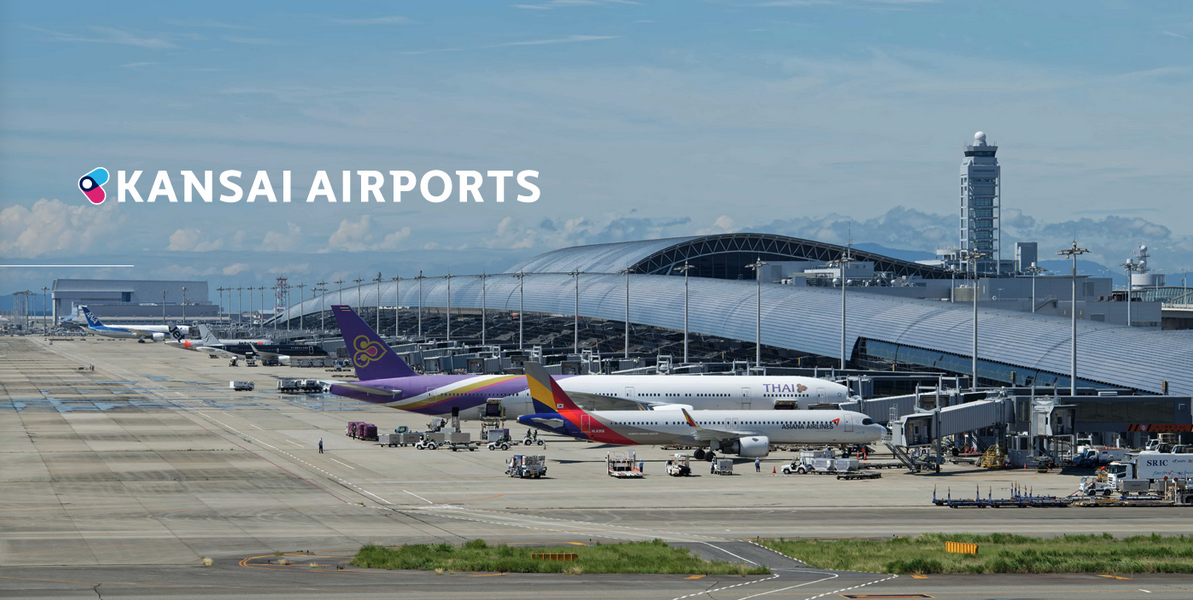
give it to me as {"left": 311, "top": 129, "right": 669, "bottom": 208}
{"left": 352, "top": 334, "right": 388, "bottom": 368}
{"left": 829, "top": 418, "right": 840, "bottom": 427}
{"left": 797, "top": 383, "right": 807, "bottom": 393}
{"left": 79, "top": 167, "right": 110, "bottom": 205}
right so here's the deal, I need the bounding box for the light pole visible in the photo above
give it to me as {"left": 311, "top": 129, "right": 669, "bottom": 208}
{"left": 1058, "top": 241, "right": 1090, "bottom": 396}
{"left": 745, "top": 257, "right": 768, "bottom": 368}
{"left": 416, "top": 271, "right": 425, "bottom": 339}
{"left": 513, "top": 271, "right": 525, "bottom": 352}
{"left": 391, "top": 275, "right": 401, "bottom": 336}
{"left": 316, "top": 281, "right": 327, "bottom": 332}
{"left": 1121, "top": 259, "right": 1142, "bottom": 328}
{"left": 569, "top": 268, "right": 583, "bottom": 355}
{"left": 236, "top": 287, "right": 243, "bottom": 326}
{"left": 216, "top": 287, "right": 224, "bottom": 323}
{"left": 296, "top": 283, "right": 306, "bottom": 331}
{"left": 161, "top": 290, "right": 168, "bottom": 325}
{"left": 181, "top": 287, "right": 187, "bottom": 322}
{"left": 271, "top": 285, "right": 279, "bottom": 331}
{"left": 335, "top": 279, "right": 344, "bottom": 306}
{"left": 476, "top": 273, "right": 488, "bottom": 346}
{"left": 965, "top": 250, "right": 989, "bottom": 389}
{"left": 41, "top": 286, "right": 48, "bottom": 332}
{"left": 354, "top": 277, "right": 364, "bottom": 312}
{"left": 248, "top": 287, "right": 256, "bottom": 331}
{"left": 373, "top": 273, "right": 383, "bottom": 333}
{"left": 618, "top": 268, "right": 632, "bottom": 359}
{"left": 1025, "top": 262, "right": 1046, "bottom": 313}
{"left": 676, "top": 262, "right": 695, "bottom": 364}
{"left": 259, "top": 286, "right": 266, "bottom": 333}
{"left": 827, "top": 248, "right": 852, "bottom": 370}
{"left": 444, "top": 273, "right": 452, "bottom": 342}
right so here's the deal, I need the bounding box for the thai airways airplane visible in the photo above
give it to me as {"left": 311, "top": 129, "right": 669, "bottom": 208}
{"left": 325, "top": 305, "right": 852, "bottom": 419}
{"left": 80, "top": 306, "right": 190, "bottom": 341}
{"left": 518, "top": 362, "right": 885, "bottom": 459}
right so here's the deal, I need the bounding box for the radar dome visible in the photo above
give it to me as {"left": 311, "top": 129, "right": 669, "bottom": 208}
{"left": 1140, "top": 244, "right": 1148, "bottom": 253}
{"left": 974, "top": 131, "right": 987, "bottom": 144}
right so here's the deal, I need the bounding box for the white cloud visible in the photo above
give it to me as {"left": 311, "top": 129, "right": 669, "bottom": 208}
{"left": 259, "top": 222, "right": 305, "bottom": 252}
{"left": 267, "top": 263, "right": 309, "bottom": 274}
{"left": 27, "top": 25, "right": 177, "bottom": 48}
{"left": 223, "top": 263, "right": 251, "bottom": 276}
{"left": 324, "top": 216, "right": 375, "bottom": 252}
{"left": 0, "top": 198, "right": 124, "bottom": 258}
{"left": 230, "top": 230, "right": 248, "bottom": 250}
{"left": 380, "top": 226, "right": 412, "bottom": 249}
{"left": 166, "top": 228, "right": 223, "bottom": 252}
{"left": 697, "top": 215, "right": 738, "bottom": 235}
{"left": 484, "top": 35, "right": 618, "bottom": 48}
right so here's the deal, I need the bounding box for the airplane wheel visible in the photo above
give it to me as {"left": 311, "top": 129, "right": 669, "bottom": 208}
{"left": 706, "top": 451, "right": 716, "bottom": 462}
{"left": 694, "top": 449, "right": 706, "bottom": 460}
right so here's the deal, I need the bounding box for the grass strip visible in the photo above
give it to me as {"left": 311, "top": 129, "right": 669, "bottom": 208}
{"left": 761, "top": 533, "right": 1193, "bottom": 575}
{"left": 351, "top": 538, "right": 771, "bottom": 575}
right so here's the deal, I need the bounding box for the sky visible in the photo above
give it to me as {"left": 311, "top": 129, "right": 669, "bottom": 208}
{"left": 3, "top": 1, "right": 1193, "bottom": 299}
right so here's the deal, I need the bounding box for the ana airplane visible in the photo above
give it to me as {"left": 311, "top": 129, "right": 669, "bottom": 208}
{"left": 518, "top": 362, "right": 885, "bottom": 460}
{"left": 80, "top": 306, "right": 189, "bottom": 341}
{"left": 325, "top": 305, "right": 852, "bottom": 419}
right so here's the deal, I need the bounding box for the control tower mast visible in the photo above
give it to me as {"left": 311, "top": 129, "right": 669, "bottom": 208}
{"left": 960, "top": 131, "right": 1001, "bottom": 275}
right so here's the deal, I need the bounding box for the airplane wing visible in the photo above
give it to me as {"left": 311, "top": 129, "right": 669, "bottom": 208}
{"left": 525, "top": 415, "right": 565, "bottom": 428}
{"left": 199, "top": 346, "right": 237, "bottom": 357}
{"left": 332, "top": 383, "right": 402, "bottom": 399}
{"left": 680, "top": 408, "right": 756, "bottom": 442}
{"left": 565, "top": 391, "right": 649, "bottom": 412}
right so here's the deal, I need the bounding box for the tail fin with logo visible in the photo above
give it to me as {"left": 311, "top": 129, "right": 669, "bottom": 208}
{"left": 330, "top": 305, "right": 417, "bottom": 380}
{"left": 196, "top": 324, "right": 221, "bottom": 346}
{"left": 524, "top": 361, "right": 584, "bottom": 414}
{"left": 80, "top": 306, "right": 105, "bottom": 329}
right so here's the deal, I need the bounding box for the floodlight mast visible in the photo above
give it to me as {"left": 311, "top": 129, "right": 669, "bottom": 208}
{"left": 744, "top": 257, "right": 768, "bottom": 369}
{"left": 1058, "top": 241, "right": 1090, "bottom": 396}
{"left": 964, "top": 250, "right": 989, "bottom": 389}
{"left": 568, "top": 268, "right": 584, "bottom": 355}
{"left": 1121, "top": 259, "right": 1143, "bottom": 328}
{"left": 675, "top": 262, "right": 695, "bottom": 365}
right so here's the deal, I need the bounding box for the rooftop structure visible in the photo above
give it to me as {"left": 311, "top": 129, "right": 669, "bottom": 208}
{"left": 961, "top": 131, "right": 1002, "bottom": 274}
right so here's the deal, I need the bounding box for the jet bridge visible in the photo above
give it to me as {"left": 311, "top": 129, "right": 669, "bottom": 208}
{"left": 889, "top": 398, "right": 1012, "bottom": 447}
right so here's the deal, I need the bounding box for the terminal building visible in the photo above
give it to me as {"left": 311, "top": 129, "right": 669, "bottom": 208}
{"left": 52, "top": 279, "right": 218, "bottom": 325}
{"left": 271, "top": 232, "right": 1193, "bottom": 398}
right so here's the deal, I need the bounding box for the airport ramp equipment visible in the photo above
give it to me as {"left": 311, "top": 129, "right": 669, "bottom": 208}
{"left": 890, "top": 398, "right": 1012, "bottom": 448}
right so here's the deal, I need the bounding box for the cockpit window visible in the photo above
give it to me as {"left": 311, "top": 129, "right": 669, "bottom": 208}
{"left": 861, "top": 418, "right": 875, "bottom": 425}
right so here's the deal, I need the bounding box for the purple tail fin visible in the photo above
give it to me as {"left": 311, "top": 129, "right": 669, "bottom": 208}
{"left": 330, "top": 305, "right": 417, "bottom": 380}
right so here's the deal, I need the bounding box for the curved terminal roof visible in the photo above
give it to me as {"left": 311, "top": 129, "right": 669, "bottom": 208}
{"left": 281, "top": 273, "right": 1192, "bottom": 396}
{"left": 506, "top": 233, "right": 952, "bottom": 279}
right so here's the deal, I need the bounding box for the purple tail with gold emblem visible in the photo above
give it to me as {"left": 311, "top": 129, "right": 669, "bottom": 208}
{"left": 330, "top": 305, "right": 418, "bottom": 380}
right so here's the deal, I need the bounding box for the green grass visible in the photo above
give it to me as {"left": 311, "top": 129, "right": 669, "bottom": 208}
{"left": 761, "top": 533, "right": 1193, "bottom": 575}
{"left": 351, "top": 538, "right": 771, "bottom": 575}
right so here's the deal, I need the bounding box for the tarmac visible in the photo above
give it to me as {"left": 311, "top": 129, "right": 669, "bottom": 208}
{"left": 4, "top": 334, "right": 1193, "bottom": 598}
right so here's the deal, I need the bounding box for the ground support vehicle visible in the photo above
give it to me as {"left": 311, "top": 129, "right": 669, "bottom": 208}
{"left": 415, "top": 432, "right": 446, "bottom": 450}
{"left": 446, "top": 431, "right": 478, "bottom": 452}
{"left": 607, "top": 451, "right": 644, "bottom": 478}
{"left": 506, "top": 454, "right": 547, "bottom": 478}
{"left": 837, "top": 471, "right": 882, "bottom": 481}
{"left": 487, "top": 429, "right": 519, "bottom": 451}
{"left": 781, "top": 449, "right": 859, "bottom": 475}
{"left": 665, "top": 454, "right": 692, "bottom": 477}
{"left": 229, "top": 381, "right": 254, "bottom": 391}
{"left": 711, "top": 457, "right": 734, "bottom": 475}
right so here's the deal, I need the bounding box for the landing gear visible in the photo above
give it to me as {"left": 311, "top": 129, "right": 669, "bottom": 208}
{"left": 694, "top": 448, "right": 706, "bottom": 461}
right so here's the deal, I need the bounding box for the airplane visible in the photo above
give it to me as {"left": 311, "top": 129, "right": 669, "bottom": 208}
{"left": 325, "top": 305, "right": 852, "bottom": 420}
{"left": 80, "top": 306, "right": 189, "bottom": 341}
{"left": 518, "top": 361, "right": 886, "bottom": 460}
{"left": 166, "top": 325, "right": 316, "bottom": 365}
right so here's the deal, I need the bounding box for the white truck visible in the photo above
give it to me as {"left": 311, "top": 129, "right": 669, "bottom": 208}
{"left": 1106, "top": 452, "right": 1193, "bottom": 491}
{"left": 782, "top": 448, "right": 859, "bottom": 475}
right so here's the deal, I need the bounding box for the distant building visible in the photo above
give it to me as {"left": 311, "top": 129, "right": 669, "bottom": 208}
{"left": 1014, "top": 242, "right": 1038, "bottom": 273}
{"left": 960, "top": 131, "right": 1006, "bottom": 274}
{"left": 51, "top": 279, "right": 216, "bottom": 324}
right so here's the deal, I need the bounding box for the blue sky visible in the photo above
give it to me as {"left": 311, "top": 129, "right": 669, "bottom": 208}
{"left": 3, "top": 1, "right": 1193, "bottom": 297}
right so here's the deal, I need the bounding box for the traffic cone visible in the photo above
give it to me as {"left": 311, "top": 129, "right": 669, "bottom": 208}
{"left": 772, "top": 466, "right": 776, "bottom": 474}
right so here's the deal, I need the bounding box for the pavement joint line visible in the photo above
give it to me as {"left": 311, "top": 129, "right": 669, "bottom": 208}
{"left": 802, "top": 574, "right": 898, "bottom": 600}
{"left": 670, "top": 573, "right": 781, "bottom": 600}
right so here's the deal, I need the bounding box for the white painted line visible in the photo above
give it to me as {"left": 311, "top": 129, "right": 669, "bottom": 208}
{"left": 734, "top": 572, "right": 838, "bottom": 600}
{"left": 404, "top": 490, "right": 434, "bottom": 504}
{"left": 286, "top": 439, "right": 304, "bottom": 447}
{"left": 701, "top": 542, "right": 758, "bottom": 565}
{"left": 251, "top": 424, "right": 264, "bottom": 430}
{"left": 671, "top": 574, "right": 781, "bottom": 600}
{"left": 1140, "top": 590, "right": 1152, "bottom": 594}
{"left": 330, "top": 458, "right": 355, "bottom": 470}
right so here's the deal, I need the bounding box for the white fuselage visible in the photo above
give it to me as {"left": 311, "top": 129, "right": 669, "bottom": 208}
{"left": 596, "top": 408, "right": 885, "bottom": 446}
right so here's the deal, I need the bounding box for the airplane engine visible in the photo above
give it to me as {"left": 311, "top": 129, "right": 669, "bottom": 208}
{"left": 150, "top": 332, "right": 165, "bottom": 342}
{"left": 277, "top": 355, "right": 291, "bottom": 366}
{"left": 725, "top": 436, "right": 770, "bottom": 458}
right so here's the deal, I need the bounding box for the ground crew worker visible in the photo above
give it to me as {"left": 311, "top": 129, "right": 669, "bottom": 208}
{"left": 755, "top": 458, "right": 761, "bottom": 473}
{"left": 318, "top": 439, "right": 323, "bottom": 454}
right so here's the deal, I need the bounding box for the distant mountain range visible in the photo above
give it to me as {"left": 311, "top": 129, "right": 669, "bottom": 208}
{"left": 853, "top": 243, "right": 1128, "bottom": 285}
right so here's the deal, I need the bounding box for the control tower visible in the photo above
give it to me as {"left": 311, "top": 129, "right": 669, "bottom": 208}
{"left": 960, "top": 131, "right": 1001, "bottom": 274}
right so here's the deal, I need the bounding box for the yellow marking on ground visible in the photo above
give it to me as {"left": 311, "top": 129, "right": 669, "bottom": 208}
{"left": 685, "top": 575, "right": 705, "bottom": 579}
{"left": 1098, "top": 574, "right": 1132, "bottom": 580}
{"left": 911, "top": 574, "right": 928, "bottom": 579}
{"left": 567, "top": 542, "right": 587, "bottom": 546}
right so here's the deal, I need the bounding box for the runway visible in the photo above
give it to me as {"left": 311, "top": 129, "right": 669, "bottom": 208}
{"left": 4, "top": 335, "right": 1193, "bottom": 597}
